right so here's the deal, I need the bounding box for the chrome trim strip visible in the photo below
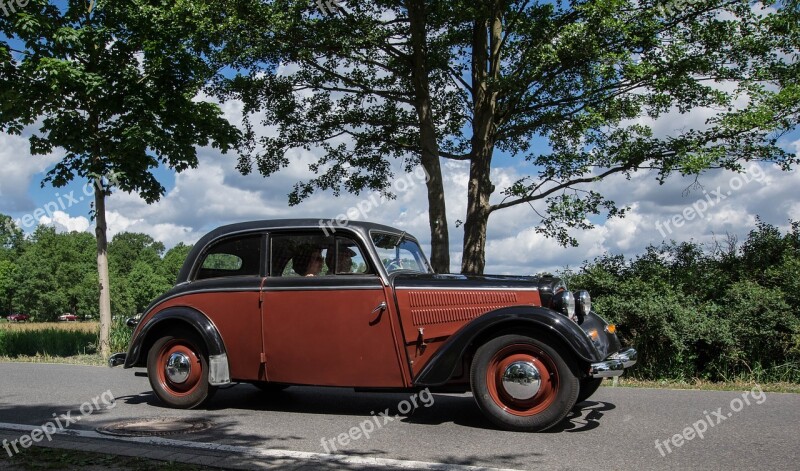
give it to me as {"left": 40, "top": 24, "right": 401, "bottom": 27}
{"left": 262, "top": 286, "right": 383, "bottom": 292}
{"left": 589, "top": 348, "right": 638, "bottom": 378}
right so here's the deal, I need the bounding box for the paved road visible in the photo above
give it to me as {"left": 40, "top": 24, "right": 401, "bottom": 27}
{"left": 0, "top": 363, "right": 797, "bottom": 470}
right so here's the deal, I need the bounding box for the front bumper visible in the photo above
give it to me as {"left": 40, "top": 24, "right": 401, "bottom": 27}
{"left": 589, "top": 348, "right": 637, "bottom": 378}
{"left": 108, "top": 352, "right": 126, "bottom": 368}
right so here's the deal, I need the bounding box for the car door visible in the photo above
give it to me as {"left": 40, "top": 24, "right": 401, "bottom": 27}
{"left": 261, "top": 231, "right": 405, "bottom": 387}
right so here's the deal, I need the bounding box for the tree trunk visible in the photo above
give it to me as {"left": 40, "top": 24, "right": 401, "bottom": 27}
{"left": 461, "top": 12, "right": 502, "bottom": 275}
{"left": 407, "top": 0, "right": 450, "bottom": 274}
{"left": 461, "top": 155, "right": 493, "bottom": 274}
{"left": 94, "top": 178, "right": 112, "bottom": 358}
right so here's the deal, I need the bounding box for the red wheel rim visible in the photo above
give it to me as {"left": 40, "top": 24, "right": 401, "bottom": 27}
{"left": 486, "top": 343, "right": 559, "bottom": 416}
{"left": 156, "top": 340, "right": 202, "bottom": 397}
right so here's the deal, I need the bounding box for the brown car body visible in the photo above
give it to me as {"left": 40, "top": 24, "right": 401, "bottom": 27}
{"left": 110, "top": 219, "right": 636, "bottom": 431}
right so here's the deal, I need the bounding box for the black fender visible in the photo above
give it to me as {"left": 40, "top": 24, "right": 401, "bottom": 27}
{"left": 123, "top": 306, "right": 227, "bottom": 369}
{"left": 412, "top": 305, "right": 603, "bottom": 386}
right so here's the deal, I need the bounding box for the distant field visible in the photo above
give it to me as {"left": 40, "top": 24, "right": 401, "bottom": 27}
{"left": 0, "top": 321, "right": 99, "bottom": 357}
{"left": 0, "top": 321, "right": 99, "bottom": 333}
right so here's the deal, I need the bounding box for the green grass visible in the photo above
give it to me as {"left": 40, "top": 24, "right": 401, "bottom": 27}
{"left": 0, "top": 445, "right": 211, "bottom": 470}
{"left": 0, "top": 327, "right": 97, "bottom": 357}
{"left": 605, "top": 377, "right": 800, "bottom": 393}
{"left": 0, "top": 318, "right": 132, "bottom": 359}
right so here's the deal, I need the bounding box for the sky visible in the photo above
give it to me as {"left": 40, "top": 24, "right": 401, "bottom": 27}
{"left": 2, "top": 92, "right": 798, "bottom": 276}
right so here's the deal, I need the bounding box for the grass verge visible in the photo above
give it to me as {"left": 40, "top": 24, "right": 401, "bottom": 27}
{"left": 604, "top": 377, "right": 800, "bottom": 393}
{"left": 0, "top": 354, "right": 106, "bottom": 367}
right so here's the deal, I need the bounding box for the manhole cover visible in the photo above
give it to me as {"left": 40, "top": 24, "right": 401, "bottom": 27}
{"left": 96, "top": 417, "right": 213, "bottom": 437}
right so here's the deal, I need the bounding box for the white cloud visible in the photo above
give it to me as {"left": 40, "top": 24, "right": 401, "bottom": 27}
{"left": 0, "top": 132, "right": 62, "bottom": 212}
{"left": 38, "top": 211, "right": 90, "bottom": 233}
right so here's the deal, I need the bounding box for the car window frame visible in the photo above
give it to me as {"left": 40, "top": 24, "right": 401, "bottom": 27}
{"left": 266, "top": 229, "right": 376, "bottom": 278}
{"left": 191, "top": 232, "right": 267, "bottom": 281}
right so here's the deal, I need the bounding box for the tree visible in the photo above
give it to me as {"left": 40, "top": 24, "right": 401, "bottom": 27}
{"left": 221, "top": 0, "right": 799, "bottom": 274}
{"left": 128, "top": 260, "right": 170, "bottom": 313}
{"left": 109, "top": 232, "right": 165, "bottom": 278}
{"left": 0, "top": 259, "right": 17, "bottom": 315}
{"left": 0, "top": 214, "right": 24, "bottom": 257}
{"left": 219, "top": 0, "right": 456, "bottom": 272}
{"left": 13, "top": 226, "right": 96, "bottom": 321}
{"left": 0, "top": 1, "right": 240, "bottom": 355}
{"left": 159, "top": 242, "right": 192, "bottom": 283}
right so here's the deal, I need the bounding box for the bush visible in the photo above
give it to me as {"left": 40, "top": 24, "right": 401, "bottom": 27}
{"left": 568, "top": 220, "right": 800, "bottom": 383}
{"left": 109, "top": 316, "right": 133, "bottom": 353}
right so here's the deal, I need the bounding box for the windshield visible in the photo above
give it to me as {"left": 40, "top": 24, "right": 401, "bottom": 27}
{"left": 371, "top": 232, "right": 433, "bottom": 274}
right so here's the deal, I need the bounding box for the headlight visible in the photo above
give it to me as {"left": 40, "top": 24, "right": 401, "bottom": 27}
{"left": 552, "top": 290, "right": 576, "bottom": 321}
{"left": 574, "top": 290, "right": 591, "bottom": 323}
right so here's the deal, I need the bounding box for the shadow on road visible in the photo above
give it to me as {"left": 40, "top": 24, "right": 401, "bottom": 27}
{"left": 117, "top": 383, "right": 617, "bottom": 436}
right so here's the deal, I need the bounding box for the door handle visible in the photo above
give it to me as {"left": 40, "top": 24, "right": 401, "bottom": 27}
{"left": 371, "top": 302, "right": 387, "bottom": 315}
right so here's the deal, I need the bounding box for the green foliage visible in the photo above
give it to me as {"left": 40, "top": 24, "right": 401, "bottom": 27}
{"left": 127, "top": 261, "right": 171, "bottom": 313}
{"left": 0, "top": 328, "right": 97, "bottom": 357}
{"left": 109, "top": 315, "right": 132, "bottom": 353}
{"left": 568, "top": 220, "right": 800, "bottom": 383}
{"left": 0, "top": 259, "right": 18, "bottom": 316}
{"left": 109, "top": 233, "right": 165, "bottom": 277}
{"left": 159, "top": 243, "right": 191, "bottom": 284}
{"left": 12, "top": 226, "right": 97, "bottom": 321}
{"left": 0, "top": 213, "right": 189, "bottom": 320}
{"left": 0, "top": 0, "right": 242, "bottom": 201}
{"left": 218, "top": 0, "right": 799, "bottom": 274}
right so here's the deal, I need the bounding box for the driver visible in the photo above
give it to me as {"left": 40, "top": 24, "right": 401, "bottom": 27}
{"left": 325, "top": 245, "right": 356, "bottom": 274}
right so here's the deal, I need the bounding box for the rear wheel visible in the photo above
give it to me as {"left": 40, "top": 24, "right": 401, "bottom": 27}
{"left": 147, "top": 329, "right": 216, "bottom": 409}
{"left": 471, "top": 334, "right": 578, "bottom": 432}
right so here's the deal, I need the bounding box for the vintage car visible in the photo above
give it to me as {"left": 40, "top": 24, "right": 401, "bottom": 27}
{"left": 109, "top": 219, "right": 636, "bottom": 432}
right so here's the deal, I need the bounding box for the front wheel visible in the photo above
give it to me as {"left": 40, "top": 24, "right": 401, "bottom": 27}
{"left": 147, "top": 329, "right": 216, "bottom": 409}
{"left": 471, "top": 334, "right": 578, "bottom": 432}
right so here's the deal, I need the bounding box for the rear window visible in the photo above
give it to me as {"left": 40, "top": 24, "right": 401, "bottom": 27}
{"left": 195, "top": 234, "right": 262, "bottom": 280}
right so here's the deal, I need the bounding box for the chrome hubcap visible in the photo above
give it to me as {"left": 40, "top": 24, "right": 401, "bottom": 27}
{"left": 502, "top": 360, "right": 541, "bottom": 400}
{"left": 166, "top": 352, "right": 191, "bottom": 384}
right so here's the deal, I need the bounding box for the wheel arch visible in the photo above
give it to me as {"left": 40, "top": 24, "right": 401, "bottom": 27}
{"left": 124, "top": 307, "right": 227, "bottom": 371}
{"left": 412, "top": 305, "right": 601, "bottom": 387}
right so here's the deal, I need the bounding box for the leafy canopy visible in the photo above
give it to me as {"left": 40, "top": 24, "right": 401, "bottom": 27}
{"left": 219, "top": 0, "right": 799, "bottom": 252}
{"left": 0, "top": 0, "right": 241, "bottom": 202}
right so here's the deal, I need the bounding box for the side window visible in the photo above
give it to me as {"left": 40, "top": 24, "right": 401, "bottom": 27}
{"left": 196, "top": 234, "right": 262, "bottom": 280}
{"left": 270, "top": 233, "right": 372, "bottom": 277}
{"left": 327, "top": 238, "right": 370, "bottom": 275}
{"left": 271, "top": 233, "right": 333, "bottom": 277}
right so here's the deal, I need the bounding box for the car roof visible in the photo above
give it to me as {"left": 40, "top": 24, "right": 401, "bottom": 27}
{"left": 177, "top": 219, "right": 415, "bottom": 283}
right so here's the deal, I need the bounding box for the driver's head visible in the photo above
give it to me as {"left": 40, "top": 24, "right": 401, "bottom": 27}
{"left": 325, "top": 245, "right": 356, "bottom": 273}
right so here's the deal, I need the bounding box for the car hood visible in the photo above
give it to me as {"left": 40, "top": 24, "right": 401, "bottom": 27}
{"left": 391, "top": 272, "right": 542, "bottom": 290}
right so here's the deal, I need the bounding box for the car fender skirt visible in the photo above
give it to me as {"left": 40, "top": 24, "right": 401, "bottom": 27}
{"left": 412, "top": 305, "right": 602, "bottom": 387}
{"left": 124, "top": 307, "right": 230, "bottom": 385}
